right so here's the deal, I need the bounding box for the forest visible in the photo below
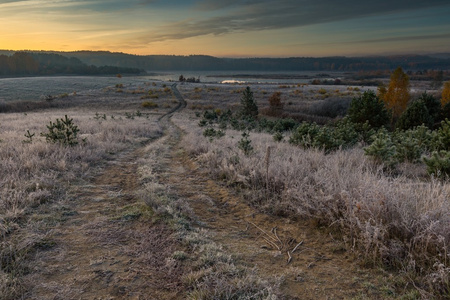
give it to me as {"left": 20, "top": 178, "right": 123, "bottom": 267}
{"left": 0, "top": 52, "right": 143, "bottom": 76}
{"left": 1, "top": 50, "right": 450, "bottom": 74}
{"left": 15, "top": 50, "right": 450, "bottom": 71}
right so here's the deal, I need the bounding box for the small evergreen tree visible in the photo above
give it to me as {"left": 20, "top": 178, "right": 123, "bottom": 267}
{"left": 364, "top": 130, "right": 396, "bottom": 166}
{"left": 433, "top": 118, "right": 450, "bottom": 151}
{"left": 419, "top": 92, "right": 442, "bottom": 125}
{"left": 238, "top": 131, "right": 253, "bottom": 155}
{"left": 396, "top": 100, "right": 433, "bottom": 130}
{"left": 423, "top": 150, "right": 450, "bottom": 178}
{"left": 347, "top": 90, "right": 390, "bottom": 128}
{"left": 240, "top": 86, "right": 258, "bottom": 118}
{"left": 41, "top": 115, "right": 80, "bottom": 146}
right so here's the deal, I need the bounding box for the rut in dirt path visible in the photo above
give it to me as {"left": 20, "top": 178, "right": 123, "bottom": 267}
{"left": 24, "top": 85, "right": 187, "bottom": 300}
{"left": 164, "top": 148, "right": 390, "bottom": 299}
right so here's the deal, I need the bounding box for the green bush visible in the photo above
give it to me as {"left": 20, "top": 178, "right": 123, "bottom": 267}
{"left": 238, "top": 131, "right": 253, "bottom": 155}
{"left": 423, "top": 150, "right": 450, "bottom": 178}
{"left": 396, "top": 99, "right": 433, "bottom": 130}
{"left": 289, "top": 122, "right": 321, "bottom": 149}
{"left": 393, "top": 131, "right": 422, "bottom": 163}
{"left": 240, "top": 87, "right": 258, "bottom": 118}
{"left": 273, "top": 132, "right": 283, "bottom": 142}
{"left": 203, "top": 127, "right": 225, "bottom": 141}
{"left": 41, "top": 115, "right": 80, "bottom": 146}
{"left": 347, "top": 90, "right": 390, "bottom": 128}
{"left": 364, "top": 129, "right": 396, "bottom": 166}
{"left": 432, "top": 118, "right": 450, "bottom": 151}
{"left": 289, "top": 120, "right": 360, "bottom": 152}
{"left": 419, "top": 92, "right": 441, "bottom": 125}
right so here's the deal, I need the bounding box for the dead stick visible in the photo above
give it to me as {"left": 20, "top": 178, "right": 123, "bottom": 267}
{"left": 292, "top": 240, "right": 304, "bottom": 253}
{"left": 273, "top": 227, "right": 283, "bottom": 245}
{"left": 248, "top": 221, "right": 278, "bottom": 243}
{"left": 262, "top": 236, "right": 280, "bottom": 251}
{"left": 287, "top": 251, "right": 292, "bottom": 264}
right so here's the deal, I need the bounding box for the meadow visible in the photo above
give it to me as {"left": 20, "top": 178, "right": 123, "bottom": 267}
{"left": 0, "top": 78, "right": 448, "bottom": 299}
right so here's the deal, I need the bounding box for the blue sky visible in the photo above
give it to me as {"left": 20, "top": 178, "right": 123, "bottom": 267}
{"left": 1, "top": 0, "right": 450, "bottom": 57}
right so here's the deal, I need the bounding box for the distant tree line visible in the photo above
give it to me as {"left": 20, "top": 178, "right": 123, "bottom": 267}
{"left": 31, "top": 51, "right": 450, "bottom": 72}
{"left": 0, "top": 52, "right": 144, "bottom": 76}
{"left": 1, "top": 50, "right": 450, "bottom": 74}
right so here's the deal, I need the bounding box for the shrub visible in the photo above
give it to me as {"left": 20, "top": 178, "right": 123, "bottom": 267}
{"left": 23, "top": 130, "right": 35, "bottom": 143}
{"left": 364, "top": 129, "right": 396, "bottom": 166}
{"left": 289, "top": 122, "right": 321, "bottom": 149}
{"left": 240, "top": 87, "right": 258, "bottom": 118}
{"left": 141, "top": 101, "right": 158, "bottom": 108}
{"left": 238, "top": 131, "right": 253, "bottom": 155}
{"left": 396, "top": 99, "right": 433, "bottom": 130}
{"left": 273, "top": 132, "right": 283, "bottom": 142}
{"left": 309, "top": 97, "right": 351, "bottom": 118}
{"left": 266, "top": 92, "right": 283, "bottom": 116}
{"left": 419, "top": 92, "right": 442, "bottom": 125}
{"left": 393, "top": 130, "right": 423, "bottom": 163}
{"left": 432, "top": 118, "right": 450, "bottom": 151}
{"left": 347, "top": 90, "right": 390, "bottom": 128}
{"left": 423, "top": 150, "right": 450, "bottom": 178}
{"left": 203, "top": 128, "right": 225, "bottom": 141}
{"left": 40, "top": 115, "right": 80, "bottom": 146}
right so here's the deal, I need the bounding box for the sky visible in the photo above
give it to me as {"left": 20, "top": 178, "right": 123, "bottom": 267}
{"left": 1, "top": 0, "right": 450, "bottom": 57}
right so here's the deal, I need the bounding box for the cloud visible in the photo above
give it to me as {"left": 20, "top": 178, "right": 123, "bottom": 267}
{"left": 356, "top": 32, "right": 450, "bottom": 44}
{"left": 139, "top": 0, "right": 450, "bottom": 42}
{"left": 194, "top": 0, "right": 241, "bottom": 11}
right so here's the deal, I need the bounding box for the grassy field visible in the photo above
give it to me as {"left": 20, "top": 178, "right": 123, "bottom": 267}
{"left": 0, "top": 79, "right": 448, "bottom": 299}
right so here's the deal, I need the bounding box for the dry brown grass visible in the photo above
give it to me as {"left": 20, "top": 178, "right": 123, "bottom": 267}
{"left": 0, "top": 82, "right": 171, "bottom": 298}
{"left": 174, "top": 112, "right": 450, "bottom": 298}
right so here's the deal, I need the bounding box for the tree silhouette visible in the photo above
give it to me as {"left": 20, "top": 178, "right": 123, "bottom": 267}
{"left": 240, "top": 87, "right": 258, "bottom": 118}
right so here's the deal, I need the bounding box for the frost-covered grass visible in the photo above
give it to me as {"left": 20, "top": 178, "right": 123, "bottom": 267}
{"left": 174, "top": 112, "right": 450, "bottom": 298}
{"left": 0, "top": 84, "right": 168, "bottom": 298}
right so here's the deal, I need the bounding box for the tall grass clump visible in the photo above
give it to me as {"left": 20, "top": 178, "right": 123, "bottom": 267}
{"left": 174, "top": 112, "right": 450, "bottom": 298}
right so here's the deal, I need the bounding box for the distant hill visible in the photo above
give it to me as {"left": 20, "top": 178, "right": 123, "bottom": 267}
{"left": 0, "top": 52, "right": 143, "bottom": 77}
{"left": 1, "top": 50, "right": 450, "bottom": 73}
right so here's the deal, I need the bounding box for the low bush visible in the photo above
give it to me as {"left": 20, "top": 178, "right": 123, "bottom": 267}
{"left": 347, "top": 90, "right": 390, "bottom": 128}
{"left": 40, "top": 115, "right": 80, "bottom": 146}
{"left": 396, "top": 99, "right": 433, "bottom": 130}
{"left": 141, "top": 101, "right": 158, "bottom": 108}
{"left": 423, "top": 150, "right": 450, "bottom": 178}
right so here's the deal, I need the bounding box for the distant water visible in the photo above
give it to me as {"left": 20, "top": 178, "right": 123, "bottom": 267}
{"left": 0, "top": 71, "right": 341, "bottom": 102}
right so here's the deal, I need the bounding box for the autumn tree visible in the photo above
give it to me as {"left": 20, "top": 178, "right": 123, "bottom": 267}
{"left": 267, "top": 91, "right": 284, "bottom": 116}
{"left": 442, "top": 80, "right": 450, "bottom": 107}
{"left": 383, "top": 67, "right": 410, "bottom": 119}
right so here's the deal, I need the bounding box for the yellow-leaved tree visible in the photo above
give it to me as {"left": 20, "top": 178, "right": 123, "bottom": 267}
{"left": 383, "top": 66, "right": 410, "bottom": 118}
{"left": 442, "top": 80, "right": 450, "bottom": 107}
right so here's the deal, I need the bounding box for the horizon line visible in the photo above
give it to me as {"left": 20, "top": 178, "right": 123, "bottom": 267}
{"left": 1, "top": 49, "right": 449, "bottom": 59}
